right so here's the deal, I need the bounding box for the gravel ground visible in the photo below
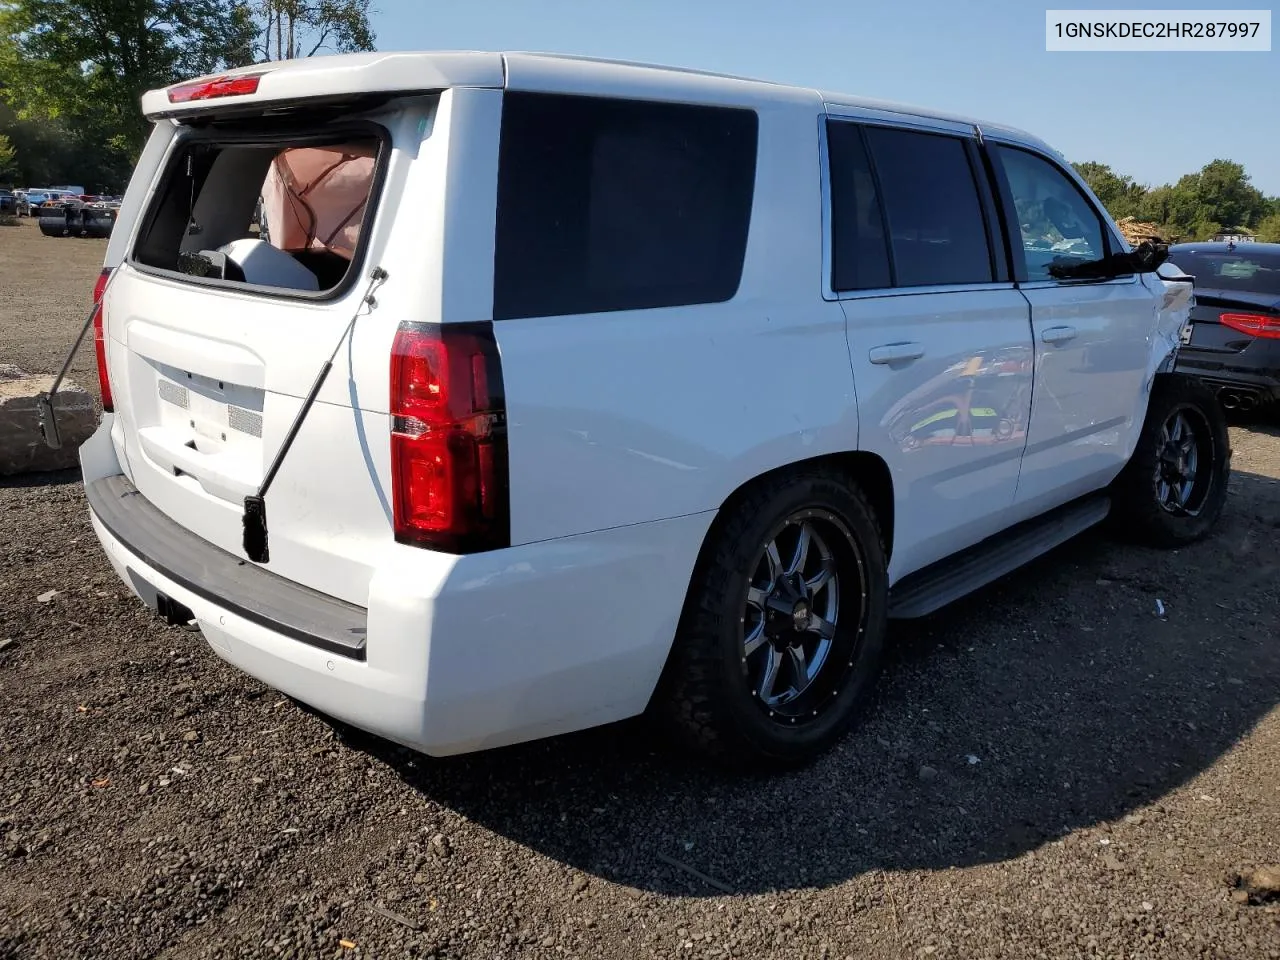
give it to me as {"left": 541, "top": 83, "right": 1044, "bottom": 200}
{"left": 2, "top": 217, "right": 1280, "bottom": 959}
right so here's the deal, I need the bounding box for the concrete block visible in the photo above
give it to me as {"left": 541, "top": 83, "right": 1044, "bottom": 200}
{"left": 0, "top": 365, "right": 99, "bottom": 476}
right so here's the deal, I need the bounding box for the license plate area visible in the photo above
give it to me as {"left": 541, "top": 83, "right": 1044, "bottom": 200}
{"left": 153, "top": 362, "right": 265, "bottom": 450}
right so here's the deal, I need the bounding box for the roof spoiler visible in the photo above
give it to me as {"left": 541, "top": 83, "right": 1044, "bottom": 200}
{"left": 141, "top": 52, "right": 504, "bottom": 121}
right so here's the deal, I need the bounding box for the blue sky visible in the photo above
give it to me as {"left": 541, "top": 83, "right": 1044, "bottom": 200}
{"left": 370, "top": 0, "right": 1280, "bottom": 196}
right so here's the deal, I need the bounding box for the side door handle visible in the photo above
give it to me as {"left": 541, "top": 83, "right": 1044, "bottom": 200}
{"left": 1041, "top": 325, "right": 1078, "bottom": 345}
{"left": 868, "top": 341, "right": 925, "bottom": 365}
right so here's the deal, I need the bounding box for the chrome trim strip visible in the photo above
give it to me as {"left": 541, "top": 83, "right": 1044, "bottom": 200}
{"left": 817, "top": 113, "right": 836, "bottom": 301}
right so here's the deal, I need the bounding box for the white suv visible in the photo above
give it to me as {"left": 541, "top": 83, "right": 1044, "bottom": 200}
{"left": 79, "top": 52, "right": 1228, "bottom": 767}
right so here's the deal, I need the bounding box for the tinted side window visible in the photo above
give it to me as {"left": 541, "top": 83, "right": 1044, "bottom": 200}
{"left": 493, "top": 93, "right": 758, "bottom": 320}
{"left": 862, "top": 127, "right": 993, "bottom": 287}
{"left": 995, "top": 146, "right": 1106, "bottom": 281}
{"left": 827, "top": 120, "right": 891, "bottom": 291}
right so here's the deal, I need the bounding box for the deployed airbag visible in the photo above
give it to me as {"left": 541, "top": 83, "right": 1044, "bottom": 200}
{"left": 259, "top": 144, "right": 376, "bottom": 261}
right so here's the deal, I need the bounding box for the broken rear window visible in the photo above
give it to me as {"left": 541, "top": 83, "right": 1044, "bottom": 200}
{"left": 132, "top": 130, "right": 384, "bottom": 297}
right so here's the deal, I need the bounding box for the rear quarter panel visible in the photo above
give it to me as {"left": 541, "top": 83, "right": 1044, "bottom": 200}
{"left": 487, "top": 96, "right": 860, "bottom": 544}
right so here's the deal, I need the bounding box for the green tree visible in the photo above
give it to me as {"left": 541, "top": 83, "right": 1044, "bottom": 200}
{"left": 0, "top": 98, "right": 133, "bottom": 190}
{"left": 1163, "top": 160, "right": 1268, "bottom": 235}
{"left": 1068, "top": 158, "right": 1279, "bottom": 241}
{"left": 1256, "top": 213, "right": 1280, "bottom": 243}
{"left": 1136, "top": 184, "right": 1175, "bottom": 228}
{"left": 257, "top": 0, "right": 375, "bottom": 60}
{"left": 1, "top": 0, "right": 258, "bottom": 156}
{"left": 1073, "top": 161, "right": 1146, "bottom": 220}
{"left": 0, "top": 131, "right": 16, "bottom": 181}
{"left": 1195, "top": 159, "right": 1268, "bottom": 230}
{"left": 1189, "top": 220, "right": 1223, "bottom": 242}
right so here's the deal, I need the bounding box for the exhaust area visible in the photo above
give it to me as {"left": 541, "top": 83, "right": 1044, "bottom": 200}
{"left": 1219, "top": 389, "right": 1262, "bottom": 412}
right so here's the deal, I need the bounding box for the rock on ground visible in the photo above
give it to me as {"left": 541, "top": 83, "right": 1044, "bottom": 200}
{"left": 0, "top": 364, "right": 98, "bottom": 476}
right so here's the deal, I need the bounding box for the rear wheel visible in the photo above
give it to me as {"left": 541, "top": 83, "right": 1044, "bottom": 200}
{"left": 1111, "top": 374, "right": 1230, "bottom": 547}
{"left": 655, "top": 469, "right": 888, "bottom": 768}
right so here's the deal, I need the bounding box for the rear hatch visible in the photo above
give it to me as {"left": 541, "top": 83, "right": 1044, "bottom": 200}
{"left": 100, "top": 81, "right": 465, "bottom": 607}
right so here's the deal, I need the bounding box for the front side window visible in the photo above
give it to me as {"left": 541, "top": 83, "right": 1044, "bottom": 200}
{"left": 995, "top": 146, "right": 1107, "bottom": 281}
{"left": 862, "top": 126, "right": 994, "bottom": 287}
{"left": 493, "top": 93, "right": 758, "bottom": 320}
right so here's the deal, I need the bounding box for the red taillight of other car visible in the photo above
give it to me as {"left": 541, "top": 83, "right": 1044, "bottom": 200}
{"left": 1220, "top": 312, "right": 1280, "bottom": 340}
{"left": 390, "top": 322, "right": 510, "bottom": 553}
{"left": 92, "top": 268, "right": 114, "bottom": 412}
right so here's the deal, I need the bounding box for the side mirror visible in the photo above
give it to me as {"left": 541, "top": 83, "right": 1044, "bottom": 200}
{"left": 1128, "top": 240, "right": 1170, "bottom": 273}
{"left": 1156, "top": 260, "right": 1193, "bottom": 284}
{"left": 1048, "top": 239, "right": 1171, "bottom": 281}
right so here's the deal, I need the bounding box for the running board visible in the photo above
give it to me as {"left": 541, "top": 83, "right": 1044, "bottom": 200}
{"left": 888, "top": 494, "right": 1111, "bottom": 619}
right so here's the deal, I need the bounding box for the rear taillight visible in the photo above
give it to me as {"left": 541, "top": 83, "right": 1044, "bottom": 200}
{"left": 390, "top": 322, "right": 510, "bottom": 553}
{"left": 92, "top": 268, "right": 113, "bottom": 412}
{"left": 1220, "top": 312, "right": 1280, "bottom": 340}
{"left": 167, "top": 73, "right": 263, "bottom": 103}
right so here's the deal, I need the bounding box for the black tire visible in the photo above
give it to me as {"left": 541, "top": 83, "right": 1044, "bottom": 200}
{"left": 654, "top": 468, "right": 889, "bottom": 769}
{"left": 37, "top": 218, "right": 66, "bottom": 237}
{"left": 1110, "top": 374, "right": 1230, "bottom": 547}
{"left": 82, "top": 214, "right": 114, "bottom": 239}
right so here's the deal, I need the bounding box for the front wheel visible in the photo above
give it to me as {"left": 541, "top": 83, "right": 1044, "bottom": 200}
{"left": 1110, "top": 374, "right": 1230, "bottom": 547}
{"left": 654, "top": 469, "right": 889, "bottom": 769}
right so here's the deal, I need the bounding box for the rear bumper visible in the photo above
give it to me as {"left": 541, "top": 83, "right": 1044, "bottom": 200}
{"left": 1175, "top": 342, "right": 1280, "bottom": 402}
{"left": 86, "top": 474, "right": 368, "bottom": 659}
{"left": 82, "top": 420, "right": 712, "bottom": 756}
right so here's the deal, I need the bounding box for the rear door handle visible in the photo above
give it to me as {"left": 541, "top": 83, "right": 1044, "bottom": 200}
{"left": 868, "top": 341, "right": 925, "bottom": 365}
{"left": 1041, "top": 325, "right": 1078, "bottom": 344}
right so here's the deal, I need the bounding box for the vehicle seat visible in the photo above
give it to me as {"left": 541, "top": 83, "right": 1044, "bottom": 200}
{"left": 218, "top": 238, "right": 320, "bottom": 291}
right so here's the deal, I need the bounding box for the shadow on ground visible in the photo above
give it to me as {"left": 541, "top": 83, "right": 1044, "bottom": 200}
{"left": 18, "top": 449, "right": 1276, "bottom": 900}
{"left": 338, "top": 464, "right": 1280, "bottom": 897}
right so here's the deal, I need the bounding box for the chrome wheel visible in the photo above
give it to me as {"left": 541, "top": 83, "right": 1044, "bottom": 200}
{"left": 741, "top": 510, "right": 867, "bottom": 723}
{"left": 1154, "top": 407, "right": 1213, "bottom": 516}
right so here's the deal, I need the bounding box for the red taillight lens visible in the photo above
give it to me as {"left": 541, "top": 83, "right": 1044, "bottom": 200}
{"left": 390, "top": 322, "right": 509, "bottom": 553}
{"left": 167, "top": 73, "right": 263, "bottom": 103}
{"left": 92, "top": 267, "right": 113, "bottom": 412}
{"left": 1220, "top": 312, "right": 1280, "bottom": 340}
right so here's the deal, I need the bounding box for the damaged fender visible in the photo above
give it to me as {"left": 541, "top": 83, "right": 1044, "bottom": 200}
{"left": 1143, "top": 259, "right": 1196, "bottom": 383}
{"left": 1116, "top": 259, "right": 1196, "bottom": 462}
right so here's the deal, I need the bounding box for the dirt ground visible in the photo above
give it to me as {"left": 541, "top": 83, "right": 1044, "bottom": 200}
{"left": 0, "top": 217, "right": 108, "bottom": 398}
{"left": 1, "top": 216, "right": 1279, "bottom": 959}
